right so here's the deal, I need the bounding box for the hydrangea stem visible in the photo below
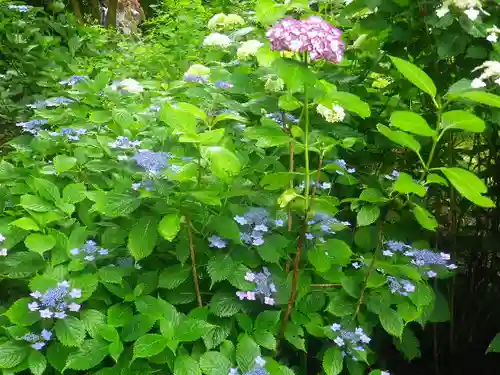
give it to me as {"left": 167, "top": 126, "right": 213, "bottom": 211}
{"left": 280, "top": 53, "right": 310, "bottom": 343}
{"left": 186, "top": 216, "right": 203, "bottom": 307}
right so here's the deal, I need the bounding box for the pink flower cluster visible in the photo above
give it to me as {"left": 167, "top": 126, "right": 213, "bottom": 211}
{"left": 266, "top": 16, "right": 344, "bottom": 63}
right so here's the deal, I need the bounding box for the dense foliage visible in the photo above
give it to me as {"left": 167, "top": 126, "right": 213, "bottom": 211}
{"left": 1, "top": 0, "right": 500, "bottom": 374}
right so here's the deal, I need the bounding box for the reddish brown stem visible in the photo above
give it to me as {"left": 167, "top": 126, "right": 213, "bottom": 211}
{"left": 186, "top": 217, "right": 202, "bottom": 307}
{"left": 279, "top": 220, "right": 307, "bottom": 339}
{"left": 311, "top": 154, "right": 324, "bottom": 199}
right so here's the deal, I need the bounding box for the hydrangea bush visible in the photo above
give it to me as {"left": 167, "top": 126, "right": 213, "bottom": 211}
{"left": 0, "top": 0, "right": 500, "bottom": 374}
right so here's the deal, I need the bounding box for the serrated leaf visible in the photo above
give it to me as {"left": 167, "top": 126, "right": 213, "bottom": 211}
{"left": 207, "top": 254, "right": 235, "bottom": 286}
{"left": 10, "top": 217, "right": 40, "bottom": 231}
{"left": 357, "top": 205, "right": 380, "bottom": 226}
{"left": 55, "top": 316, "right": 86, "bottom": 347}
{"left": 107, "top": 303, "right": 133, "bottom": 327}
{"left": 53, "top": 155, "right": 77, "bottom": 173}
{"left": 175, "top": 355, "right": 201, "bottom": 375}
{"left": 5, "top": 297, "right": 40, "bottom": 326}
{"left": 128, "top": 216, "right": 159, "bottom": 261}
{"left": 28, "top": 350, "right": 46, "bottom": 375}
{"left": 209, "top": 292, "right": 242, "bottom": 317}
{"left": 393, "top": 172, "right": 427, "bottom": 197}
{"left": 24, "top": 233, "right": 55, "bottom": 254}
{"left": 81, "top": 309, "right": 106, "bottom": 338}
{"left": 159, "top": 264, "right": 191, "bottom": 289}
{"left": 199, "top": 351, "right": 231, "bottom": 375}
{"left": 91, "top": 191, "right": 140, "bottom": 217}
{"left": 236, "top": 334, "right": 260, "bottom": 372}
{"left": 323, "top": 347, "right": 343, "bottom": 375}
{"left": 0, "top": 341, "right": 29, "bottom": 369}
{"left": 379, "top": 308, "right": 404, "bottom": 338}
{"left": 253, "top": 330, "right": 276, "bottom": 350}
{"left": 133, "top": 334, "right": 168, "bottom": 359}
{"left": 65, "top": 339, "right": 108, "bottom": 370}
{"left": 121, "top": 314, "right": 156, "bottom": 342}
{"left": 176, "top": 318, "right": 214, "bottom": 342}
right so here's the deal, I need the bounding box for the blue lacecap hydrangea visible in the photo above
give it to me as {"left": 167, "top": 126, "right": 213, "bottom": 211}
{"left": 71, "top": 240, "right": 109, "bottom": 261}
{"left": 234, "top": 208, "right": 283, "bottom": 247}
{"left": 330, "top": 324, "right": 371, "bottom": 361}
{"left": 133, "top": 150, "right": 173, "bottom": 174}
{"left": 215, "top": 80, "right": 234, "bottom": 89}
{"left": 237, "top": 268, "right": 276, "bottom": 306}
{"left": 22, "top": 329, "right": 52, "bottom": 350}
{"left": 387, "top": 276, "right": 415, "bottom": 296}
{"left": 265, "top": 112, "right": 299, "bottom": 128}
{"left": 28, "top": 97, "right": 74, "bottom": 109}
{"left": 305, "top": 212, "right": 351, "bottom": 243}
{"left": 16, "top": 119, "right": 48, "bottom": 135}
{"left": 110, "top": 136, "right": 141, "bottom": 149}
{"left": 60, "top": 75, "right": 87, "bottom": 86}
{"left": 28, "top": 281, "right": 81, "bottom": 319}
{"left": 184, "top": 74, "right": 208, "bottom": 84}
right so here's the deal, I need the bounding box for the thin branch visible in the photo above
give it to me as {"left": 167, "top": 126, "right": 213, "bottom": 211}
{"left": 311, "top": 283, "right": 341, "bottom": 287}
{"left": 353, "top": 217, "right": 385, "bottom": 319}
{"left": 186, "top": 216, "right": 203, "bottom": 307}
{"left": 279, "top": 220, "right": 307, "bottom": 339}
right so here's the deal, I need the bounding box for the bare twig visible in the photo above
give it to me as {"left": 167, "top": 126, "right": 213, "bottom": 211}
{"left": 186, "top": 216, "right": 202, "bottom": 307}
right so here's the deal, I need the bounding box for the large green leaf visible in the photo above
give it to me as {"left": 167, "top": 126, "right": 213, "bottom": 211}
{"left": 128, "top": 216, "right": 159, "bottom": 261}
{"left": 0, "top": 341, "right": 29, "bottom": 369}
{"left": 24, "top": 233, "right": 55, "bottom": 254}
{"left": 323, "top": 347, "right": 343, "bottom": 375}
{"left": 55, "top": 316, "right": 86, "bottom": 347}
{"left": 28, "top": 350, "right": 47, "bottom": 375}
{"left": 325, "top": 91, "right": 371, "bottom": 119}
{"left": 159, "top": 104, "right": 197, "bottom": 134}
{"left": 209, "top": 292, "right": 242, "bottom": 317}
{"left": 390, "top": 111, "right": 435, "bottom": 137}
{"left": 377, "top": 124, "right": 421, "bottom": 154}
{"left": 357, "top": 205, "right": 380, "bottom": 227}
{"left": 440, "top": 110, "right": 485, "bottom": 133}
{"left": 487, "top": 333, "right": 500, "bottom": 353}
{"left": 389, "top": 56, "right": 436, "bottom": 97}
{"left": 448, "top": 90, "right": 500, "bottom": 108}
{"left": 33, "top": 178, "right": 60, "bottom": 202}
{"left": 439, "top": 167, "right": 494, "bottom": 207}
{"left": 175, "top": 318, "right": 214, "bottom": 342}
{"left": 4, "top": 297, "right": 40, "bottom": 326}
{"left": 158, "top": 213, "right": 181, "bottom": 242}
{"left": 133, "top": 334, "right": 168, "bottom": 359}
{"left": 256, "top": 0, "right": 287, "bottom": 26}
{"left": 393, "top": 172, "right": 427, "bottom": 197}
{"left": 413, "top": 205, "right": 438, "bottom": 231}
{"left": 20, "top": 194, "right": 52, "bottom": 212}
{"left": 199, "top": 351, "right": 231, "bottom": 375}
{"left": 202, "top": 146, "right": 241, "bottom": 181}
{"left": 91, "top": 191, "right": 140, "bottom": 217}
{"left": 53, "top": 155, "right": 77, "bottom": 173}
{"left": 236, "top": 334, "right": 260, "bottom": 373}
{"left": 65, "top": 339, "right": 108, "bottom": 370}
{"left": 174, "top": 355, "right": 201, "bottom": 375}
{"left": 121, "top": 314, "right": 156, "bottom": 342}
{"left": 379, "top": 308, "right": 404, "bottom": 338}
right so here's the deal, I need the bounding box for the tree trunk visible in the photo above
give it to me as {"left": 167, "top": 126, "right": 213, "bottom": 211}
{"left": 107, "top": 0, "right": 118, "bottom": 27}
{"left": 70, "top": 0, "right": 83, "bottom": 21}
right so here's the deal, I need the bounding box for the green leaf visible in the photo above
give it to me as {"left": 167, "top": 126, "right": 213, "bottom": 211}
{"left": 174, "top": 355, "right": 201, "bottom": 375}
{"left": 65, "top": 339, "right": 108, "bottom": 370}
{"left": 91, "top": 191, "right": 141, "bottom": 217}
{"left": 255, "top": 311, "right": 281, "bottom": 332}
{"left": 121, "top": 314, "right": 156, "bottom": 342}
{"left": 24, "top": 233, "right": 55, "bottom": 254}
{"left": 0, "top": 341, "right": 29, "bottom": 369}
{"left": 176, "top": 318, "right": 214, "bottom": 342}
{"left": 10, "top": 217, "right": 40, "bottom": 231}
{"left": 210, "top": 292, "right": 242, "bottom": 317}
{"left": 393, "top": 172, "right": 427, "bottom": 197}
{"left": 5, "top": 298, "right": 40, "bottom": 326}
{"left": 109, "top": 340, "right": 124, "bottom": 362}
{"left": 199, "top": 351, "right": 231, "bottom": 375}
{"left": 379, "top": 308, "right": 404, "bottom": 338}
{"left": 440, "top": 110, "right": 485, "bottom": 133}
{"left": 308, "top": 247, "right": 331, "bottom": 272}
{"left": 389, "top": 56, "right": 436, "bottom": 97}
{"left": 357, "top": 205, "right": 380, "bottom": 227}
{"left": 112, "top": 109, "right": 135, "bottom": 129}
{"left": 81, "top": 309, "right": 106, "bottom": 338}
{"left": 256, "top": 0, "right": 286, "bottom": 26}
{"left": 55, "top": 316, "right": 86, "bottom": 347}
{"left": 413, "top": 205, "right": 438, "bottom": 231}
{"left": 20, "top": 195, "right": 52, "bottom": 212}
{"left": 28, "top": 350, "right": 47, "bottom": 375}
{"left": 487, "top": 333, "right": 500, "bottom": 353}
{"left": 33, "top": 178, "right": 60, "bottom": 201}
{"left": 236, "top": 334, "right": 260, "bottom": 372}
{"left": 62, "top": 183, "right": 87, "bottom": 204}
{"left": 253, "top": 330, "right": 277, "bottom": 350}
{"left": 279, "top": 94, "right": 302, "bottom": 111}
{"left": 53, "top": 155, "right": 77, "bottom": 173}
{"left": 209, "top": 216, "right": 241, "bottom": 243}
{"left": 244, "top": 123, "right": 290, "bottom": 148}
{"left": 323, "top": 347, "right": 343, "bottom": 375}
{"left": 158, "top": 214, "right": 181, "bottom": 242}
{"left": 377, "top": 124, "right": 421, "bottom": 153}
{"left": 107, "top": 303, "right": 133, "bottom": 327}
{"left": 395, "top": 327, "right": 421, "bottom": 360}
{"left": 390, "top": 111, "right": 436, "bottom": 137}
{"left": 135, "top": 296, "right": 178, "bottom": 322}
{"left": 272, "top": 58, "right": 316, "bottom": 93}
{"left": 46, "top": 343, "right": 71, "bottom": 372}
{"left": 207, "top": 254, "right": 235, "bottom": 286}
{"left": 133, "top": 334, "right": 168, "bottom": 359}
{"left": 159, "top": 264, "right": 191, "bottom": 289}
{"left": 202, "top": 146, "right": 241, "bottom": 181}
{"left": 325, "top": 91, "right": 371, "bottom": 119}
{"left": 449, "top": 90, "right": 500, "bottom": 108}
{"left": 128, "top": 216, "right": 159, "bottom": 261}
{"left": 439, "top": 167, "right": 494, "bottom": 207}
{"left": 160, "top": 104, "right": 197, "bottom": 135}
{"left": 89, "top": 110, "right": 112, "bottom": 123}
{"left": 257, "top": 234, "right": 288, "bottom": 263}
{"left": 320, "top": 239, "right": 353, "bottom": 265}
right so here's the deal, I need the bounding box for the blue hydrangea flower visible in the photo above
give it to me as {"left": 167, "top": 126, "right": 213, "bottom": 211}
{"left": 236, "top": 208, "right": 273, "bottom": 247}
{"left": 60, "top": 75, "right": 87, "bottom": 86}
{"left": 387, "top": 276, "right": 415, "bottom": 296}
{"left": 132, "top": 180, "right": 153, "bottom": 191}
{"left": 16, "top": 119, "right": 48, "bottom": 135}
{"left": 330, "top": 324, "right": 371, "bottom": 360}
{"left": 28, "top": 97, "right": 74, "bottom": 109}
{"left": 28, "top": 281, "right": 81, "bottom": 319}
{"left": 184, "top": 74, "right": 208, "bottom": 84}
{"left": 71, "top": 240, "right": 109, "bottom": 262}
{"left": 109, "top": 136, "right": 141, "bottom": 149}
{"left": 23, "top": 329, "right": 52, "bottom": 350}
{"left": 133, "top": 150, "right": 172, "bottom": 174}
{"left": 237, "top": 268, "right": 276, "bottom": 305}
{"left": 384, "top": 169, "right": 400, "bottom": 181}
{"left": 265, "top": 112, "right": 299, "bottom": 128}
{"left": 330, "top": 159, "right": 356, "bottom": 175}
{"left": 215, "top": 80, "right": 234, "bottom": 89}
{"left": 7, "top": 4, "right": 31, "bottom": 12}
{"left": 208, "top": 235, "right": 227, "bottom": 249}
{"left": 274, "top": 219, "right": 284, "bottom": 227}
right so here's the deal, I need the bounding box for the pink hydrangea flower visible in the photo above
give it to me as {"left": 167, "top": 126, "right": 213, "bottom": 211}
{"left": 266, "top": 16, "right": 344, "bottom": 63}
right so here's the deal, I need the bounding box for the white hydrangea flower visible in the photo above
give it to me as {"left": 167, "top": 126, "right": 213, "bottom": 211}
{"left": 472, "top": 61, "right": 500, "bottom": 88}
{"left": 225, "top": 14, "right": 245, "bottom": 28}
{"left": 185, "top": 64, "right": 210, "bottom": 77}
{"left": 237, "top": 40, "right": 264, "bottom": 59}
{"left": 317, "top": 104, "right": 346, "bottom": 123}
{"left": 436, "top": 0, "right": 488, "bottom": 20}
{"left": 208, "top": 13, "right": 226, "bottom": 29}
{"left": 464, "top": 7, "right": 480, "bottom": 20}
{"left": 487, "top": 26, "right": 500, "bottom": 43}
{"left": 110, "top": 78, "right": 143, "bottom": 94}
{"left": 203, "top": 33, "right": 232, "bottom": 48}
